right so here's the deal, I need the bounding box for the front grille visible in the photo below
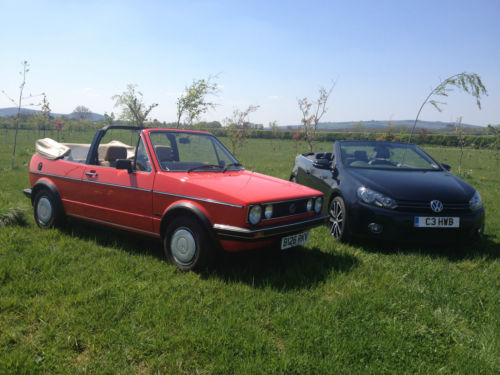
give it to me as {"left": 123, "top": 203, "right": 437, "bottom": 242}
{"left": 272, "top": 199, "right": 310, "bottom": 218}
{"left": 396, "top": 200, "right": 470, "bottom": 214}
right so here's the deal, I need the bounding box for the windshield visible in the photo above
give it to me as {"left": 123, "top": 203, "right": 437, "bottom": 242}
{"left": 339, "top": 141, "right": 442, "bottom": 170}
{"left": 149, "top": 131, "right": 242, "bottom": 172}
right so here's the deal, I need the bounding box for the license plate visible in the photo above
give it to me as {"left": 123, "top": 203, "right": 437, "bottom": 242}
{"left": 281, "top": 232, "right": 309, "bottom": 250}
{"left": 414, "top": 217, "right": 460, "bottom": 228}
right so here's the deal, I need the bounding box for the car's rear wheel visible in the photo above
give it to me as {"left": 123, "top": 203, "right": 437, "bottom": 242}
{"left": 164, "top": 216, "right": 214, "bottom": 271}
{"left": 33, "top": 189, "right": 64, "bottom": 229}
{"left": 328, "top": 196, "right": 349, "bottom": 242}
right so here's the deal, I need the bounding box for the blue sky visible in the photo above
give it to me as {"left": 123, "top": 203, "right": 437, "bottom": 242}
{"left": 1, "top": 0, "right": 499, "bottom": 126}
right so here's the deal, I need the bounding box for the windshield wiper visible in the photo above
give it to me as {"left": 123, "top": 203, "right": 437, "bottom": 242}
{"left": 187, "top": 164, "right": 224, "bottom": 173}
{"left": 223, "top": 162, "right": 242, "bottom": 172}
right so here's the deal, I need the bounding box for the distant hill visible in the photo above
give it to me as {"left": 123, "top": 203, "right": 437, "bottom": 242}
{"left": 0, "top": 107, "right": 105, "bottom": 121}
{"left": 282, "top": 120, "right": 481, "bottom": 130}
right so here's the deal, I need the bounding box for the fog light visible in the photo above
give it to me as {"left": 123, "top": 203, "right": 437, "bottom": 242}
{"left": 368, "top": 222, "right": 383, "bottom": 234}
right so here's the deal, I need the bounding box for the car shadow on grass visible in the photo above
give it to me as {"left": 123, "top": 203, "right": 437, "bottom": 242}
{"left": 61, "top": 219, "right": 359, "bottom": 290}
{"left": 353, "top": 234, "right": 500, "bottom": 261}
{"left": 61, "top": 218, "right": 164, "bottom": 260}
{"left": 203, "top": 246, "right": 359, "bottom": 291}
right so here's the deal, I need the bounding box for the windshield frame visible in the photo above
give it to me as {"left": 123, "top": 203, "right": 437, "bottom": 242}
{"left": 337, "top": 140, "right": 444, "bottom": 171}
{"left": 148, "top": 130, "right": 243, "bottom": 172}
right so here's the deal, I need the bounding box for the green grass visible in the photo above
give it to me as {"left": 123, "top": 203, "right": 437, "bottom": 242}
{"left": 1, "top": 129, "right": 499, "bottom": 374}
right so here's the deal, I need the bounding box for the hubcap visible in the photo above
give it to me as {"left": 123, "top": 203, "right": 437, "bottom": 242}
{"left": 170, "top": 228, "right": 196, "bottom": 265}
{"left": 37, "top": 197, "right": 53, "bottom": 225}
{"left": 329, "top": 200, "right": 343, "bottom": 239}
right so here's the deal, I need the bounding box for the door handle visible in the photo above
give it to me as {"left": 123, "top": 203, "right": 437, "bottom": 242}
{"left": 85, "top": 171, "right": 98, "bottom": 178}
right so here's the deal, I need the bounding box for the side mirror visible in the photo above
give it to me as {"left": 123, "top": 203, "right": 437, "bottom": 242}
{"left": 332, "top": 166, "right": 339, "bottom": 179}
{"left": 441, "top": 163, "right": 451, "bottom": 171}
{"left": 313, "top": 158, "right": 331, "bottom": 170}
{"left": 116, "top": 159, "right": 133, "bottom": 173}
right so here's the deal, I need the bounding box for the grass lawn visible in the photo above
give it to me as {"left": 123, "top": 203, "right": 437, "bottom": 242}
{"left": 0, "top": 129, "right": 499, "bottom": 374}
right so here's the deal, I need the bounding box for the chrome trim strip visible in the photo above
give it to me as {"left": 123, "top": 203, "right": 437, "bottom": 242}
{"left": 83, "top": 179, "right": 152, "bottom": 192}
{"left": 154, "top": 191, "right": 244, "bottom": 208}
{"left": 213, "top": 214, "right": 328, "bottom": 240}
{"left": 67, "top": 213, "right": 160, "bottom": 237}
{"left": 30, "top": 171, "right": 243, "bottom": 208}
{"left": 30, "top": 171, "right": 81, "bottom": 182}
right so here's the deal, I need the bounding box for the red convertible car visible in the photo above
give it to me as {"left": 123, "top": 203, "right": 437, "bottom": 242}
{"left": 25, "top": 126, "right": 327, "bottom": 270}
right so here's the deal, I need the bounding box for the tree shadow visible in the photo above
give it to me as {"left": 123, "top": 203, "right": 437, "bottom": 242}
{"left": 202, "top": 246, "right": 359, "bottom": 291}
{"left": 352, "top": 234, "right": 500, "bottom": 262}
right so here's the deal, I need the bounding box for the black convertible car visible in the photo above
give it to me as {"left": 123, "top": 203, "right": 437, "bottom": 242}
{"left": 290, "top": 140, "right": 485, "bottom": 243}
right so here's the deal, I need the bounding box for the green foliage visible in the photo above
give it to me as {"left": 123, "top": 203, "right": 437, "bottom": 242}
{"left": 0, "top": 208, "right": 27, "bottom": 227}
{"left": 112, "top": 84, "right": 158, "bottom": 128}
{"left": 410, "top": 72, "right": 488, "bottom": 143}
{"left": 176, "top": 76, "right": 219, "bottom": 128}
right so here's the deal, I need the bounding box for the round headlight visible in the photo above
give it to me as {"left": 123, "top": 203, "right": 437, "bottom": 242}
{"left": 248, "top": 205, "right": 262, "bottom": 225}
{"left": 314, "top": 197, "right": 323, "bottom": 213}
{"left": 306, "top": 199, "right": 313, "bottom": 212}
{"left": 264, "top": 205, "right": 273, "bottom": 219}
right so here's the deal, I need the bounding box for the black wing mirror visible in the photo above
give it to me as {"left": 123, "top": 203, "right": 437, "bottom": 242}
{"left": 441, "top": 163, "right": 451, "bottom": 171}
{"left": 116, "top": 159, "right": 133, "bottom": 173}
{"left": 331, "top": 166, "right": 339, "bottom": 179}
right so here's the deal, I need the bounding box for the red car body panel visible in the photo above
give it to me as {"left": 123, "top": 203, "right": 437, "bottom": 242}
{"left": 27, "top": 127, "right": 327, "bottom": 253}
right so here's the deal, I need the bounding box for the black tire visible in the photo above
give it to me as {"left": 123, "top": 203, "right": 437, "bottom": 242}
{"left": 328, "top": 196, "right": 349, "bottom": 242}
{"left": 33, "top": 189, "right": 64, "bottom": 229}
{"left": 164, "top": 216, "right": 214, "bottom": 271}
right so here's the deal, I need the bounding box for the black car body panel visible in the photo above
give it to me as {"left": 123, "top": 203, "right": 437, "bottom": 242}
{"left": 291, "top": 141, "right": 485, "bottom": 243}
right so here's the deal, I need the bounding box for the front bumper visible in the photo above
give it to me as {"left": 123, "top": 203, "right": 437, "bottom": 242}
{"left": 349, "top": 202, "right": 485, "bottom": 243}
{"left": 213, "top": 214, "right": 328, "bottom": 241}
{"left": 23, "top": 188, "right": 32, "bottom": 199}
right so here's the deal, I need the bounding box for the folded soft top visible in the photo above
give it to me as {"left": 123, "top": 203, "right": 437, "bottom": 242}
{"left": 35, "top": 138, "right": 71, "bottom": 160}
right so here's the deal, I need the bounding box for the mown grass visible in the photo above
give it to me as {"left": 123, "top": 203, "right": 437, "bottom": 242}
{"left": 0, "top": 129, "right": 499, "bottom": 374}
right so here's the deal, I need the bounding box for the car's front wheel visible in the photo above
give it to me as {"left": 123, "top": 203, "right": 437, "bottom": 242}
{"left": 328, "top": 196, "right": 349, "bottom": 242}
{"left": 164, "top": 216, "right": 214, "bottom": 271}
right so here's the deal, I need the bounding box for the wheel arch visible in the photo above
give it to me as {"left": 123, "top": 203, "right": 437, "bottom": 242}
{"left": 160, "top": 202, "right": 219, "bottom": 246}
{"left": 31, "top": 179, "right": 63, "bottom": 209}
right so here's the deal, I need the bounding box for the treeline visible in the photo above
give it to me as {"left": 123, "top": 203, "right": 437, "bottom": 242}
{"left": 1, "top": 118, "right": 498, "bottom": 149}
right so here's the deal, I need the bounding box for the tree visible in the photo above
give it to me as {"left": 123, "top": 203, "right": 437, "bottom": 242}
{"left": 72, "top": 105, "right": 92, "bottom": 120}
{"left": 298, "top": 82, "right": 336, "bottom": 152}
{"left": 176, "top": 76, "right": 219, "bottom": 128}
{"left": 1, "top": 61, "right": 40, "bottom": 169}
{"left": 112, "top": 84, "right": 158, "bottom": 128}
{"left": 40, "top": 94, "right": 51, "bottom": 137}
{"left": 409, "top": 72, "right": 487, "bottom": 143}
{"left": 224, "top": 105, "right": 259, "bottom": 155}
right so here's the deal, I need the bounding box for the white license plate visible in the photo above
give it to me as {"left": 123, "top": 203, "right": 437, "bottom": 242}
{"left": 281, "top": 232, "right": 309, "bottom": 250}
{"left": 414, "top": 217, "right": 460, "bottom": 228}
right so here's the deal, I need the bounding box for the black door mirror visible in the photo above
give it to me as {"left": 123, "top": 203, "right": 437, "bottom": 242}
{"left": 116, "top": 159, "right": 133, "bottom": 173}
{"left": 441, "top": 163, "right": 451, "bottom": 171}
{"left": 331, "top": 166, "right": 339, "bottom": 179}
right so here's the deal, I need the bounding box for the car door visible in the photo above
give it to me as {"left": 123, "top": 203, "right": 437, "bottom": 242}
{"left": 81, "top": 136, "right": 156, "bottom": 235}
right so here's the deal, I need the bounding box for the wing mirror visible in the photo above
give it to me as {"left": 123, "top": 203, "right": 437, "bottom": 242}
{"left": 331, "top": 166, "right": 339, "bottom": 179}
{"left": 441, "top": 163, "right": 451, "bottom": 171}
{"left": 116, "top": 159, "right": 133, "bottom": 173}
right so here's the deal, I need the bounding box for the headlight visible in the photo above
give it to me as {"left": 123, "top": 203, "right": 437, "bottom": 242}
{"left": 357, "top": 186, "right": 397, "bottom": 209}
{"left": 248, "top": 205, "right": 262, "bottom": 224}
{"left": 306, "top": 199, "right": 313, "bottom": 212}
{"left": 314, "top": 197, "right": 323, "bottom": 213}
{"left": 264, "top": 204, "right": 273, "bottom": 219}
{"left": 469, "top": 190, "right": 482, "bottom": 210}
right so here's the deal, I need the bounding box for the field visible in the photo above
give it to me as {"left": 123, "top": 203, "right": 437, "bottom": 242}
{"left": 1, "top": 129, "right": 499, "bottom": 374}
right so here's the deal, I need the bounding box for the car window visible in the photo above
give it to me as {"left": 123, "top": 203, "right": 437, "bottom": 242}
{"left": 340, "top": 142, "right": 441, "bottom": 170}
{"left": 96, "top": 129, "right": 138, "bottom": 168}
{"left": 135, "top": 137, "right": 152, "bottom": 172}
{"left": 149, "top": 131, "right": 241, "bottom": 172}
